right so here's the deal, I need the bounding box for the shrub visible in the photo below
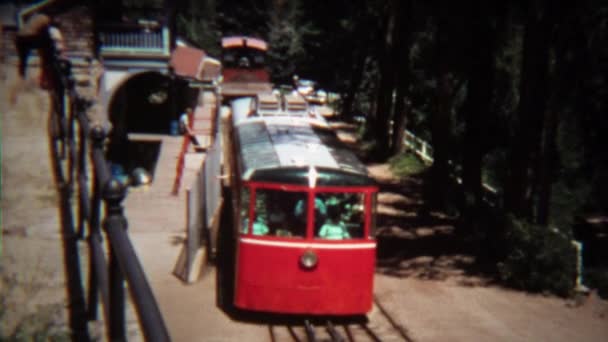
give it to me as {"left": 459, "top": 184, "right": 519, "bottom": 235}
{"left": 389, "top": 152, "right": 428, "bottom": 177}
{"left": 497, "top": 215, "right": 577, "bottom": 297}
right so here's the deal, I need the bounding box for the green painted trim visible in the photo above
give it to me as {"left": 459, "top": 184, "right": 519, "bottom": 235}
{"left": 162, "top": 27, "right": 170, "bottom": 56}
{"left": 101, "top": 47, "right": 168, "bottom": 55}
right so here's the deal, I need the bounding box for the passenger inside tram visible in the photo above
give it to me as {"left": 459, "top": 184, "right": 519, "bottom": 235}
{"left": 318, "top": 197, "right": 350, "bottom": 240}
{"left": 252, "top": 219, "right": 269, "bottom": 235}
{"left": 244, "top": 189, "right": 366, "bottom": 239}
{"left": 242, "top": 215, "right": 270, "bottom": 236}
{"left": 294, "top": 197, "right": 327, "bottom": 231}
{"left": 250, "top": 189, "right": 307, "bottom": 238}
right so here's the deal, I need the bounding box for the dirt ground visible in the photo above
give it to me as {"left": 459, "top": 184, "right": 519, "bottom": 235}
{"left": 1, "top": 63, "right": 608, "bottom": 341}
{"left": 1, "top": 65, "right": 71, "bottom": 338}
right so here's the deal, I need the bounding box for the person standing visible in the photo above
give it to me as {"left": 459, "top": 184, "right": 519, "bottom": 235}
{"left": 15, "top": 13, "right": 52, "bottom": 79}
{"left": 179, "top": 108, "right": 201, "bottom": 147}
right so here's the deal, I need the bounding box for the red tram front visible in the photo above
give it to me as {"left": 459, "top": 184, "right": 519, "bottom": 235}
{"left": 221, "top": 36, "right": 270, "bottom": 84}
{"left": 224, "top": 95, "right": 378, "bottom": 315}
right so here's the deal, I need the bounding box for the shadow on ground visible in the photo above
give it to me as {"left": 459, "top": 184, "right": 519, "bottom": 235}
{"left": 372, "top": 170, "right": 496, "bottom": 287}
{"left": 329, "top": 121, "right": 496, "bottom": 286}
{"left": 47, "top": 108, "right": 92, "bottom": 340}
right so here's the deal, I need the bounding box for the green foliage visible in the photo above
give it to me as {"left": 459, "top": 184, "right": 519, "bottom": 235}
{"left": 389, "top": 152, "right": 428, "bottom": 177}
{"left": 583, "top": 268, "right": 608, "bottom": 299}
{"left": 267, "top": 0, "right": 314, "bottom": 84}
{"left": 176, "top": 0, "right": 221, "bottom": 55}
{"left": 497, "top": 215, "right": 576, "bottom": 297}
{"left": 216, "top": 0, "right": 269, "bottom": 38}
{"left": 549, "top": 113, "right": 592, "bottom": 227}
{"left": 481, "top": 148, "right": 507, "bottom": 193}
{"left": 550, "top": 179, "right": 591, "bottom": 229}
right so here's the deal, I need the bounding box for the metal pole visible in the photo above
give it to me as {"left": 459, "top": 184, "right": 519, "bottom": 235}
{"left": 76, "top": 101, "right": 89, "bottom": 239}
{"left": 103, "top": 178, "right": 127, "bottom": 342}
{"left": 87, "top": 141, "right": 110, "bottom": 324}
{"left": 86, "top": 127, "right": 108, "bottom": 323}
{"left": 85, "top": 122, "right": 102, "bottom": 320}
{"left": 87, "top": 174, "right": 109, "bottom": 322}
{"left": 102, "top": 178, "right": 171, "bottom": 341}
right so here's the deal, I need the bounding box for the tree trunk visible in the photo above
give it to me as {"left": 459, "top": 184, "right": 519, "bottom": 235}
{"left": 535, "top": 2, "right": 578, "bottom": 225}
{"left": 390, "top": 0, "right": 412, "bottom": 155}
{"left": 373, "top": 0, "right": 400, "bottom": 160}
{"left": 341, "top": 51, "right": 367, "bottom": 120}
{"left": 505, "top": 0, "right": 554, "bottom": 218}
{"left": 461, "top": 1, "right": 497, "bottom": 230}
{"left": 427, "top": 8, "right": 452, "bottom": 210}
{"left": 535, "top": 108, "right": 558, "bottom": 225}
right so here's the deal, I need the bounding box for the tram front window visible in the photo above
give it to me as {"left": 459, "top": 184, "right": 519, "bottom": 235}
{"left": 243, "top": 187, "right": 367, "bottom": 239}
{"left": 252, "top": 188, "right": 307, "bottom": 238}
{"left": 316, "top": 193, "right": 365, "bottom": 240}
{"left": 223, "top": 49, "right": 265, "bottom": 69}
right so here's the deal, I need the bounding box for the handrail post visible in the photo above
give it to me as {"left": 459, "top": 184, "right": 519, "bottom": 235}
{"left": 90, "top": 125, "right": 107, "bottom": 231}
{"left": 103, "top": 178, "right": 128, "bottom": 342}
{"left": 87, "top": 125, "right": 106, "bottom": 320}
{"left": 76, "top": 99, "right": 90, "bottom": 239}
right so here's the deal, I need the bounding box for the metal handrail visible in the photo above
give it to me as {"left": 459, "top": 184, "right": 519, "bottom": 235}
{"left": 44, "top": 42, "right": 170, "bottom": 341}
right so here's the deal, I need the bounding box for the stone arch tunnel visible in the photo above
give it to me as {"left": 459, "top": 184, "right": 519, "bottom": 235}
{"left": 102, "top": 70, "right": 175, "bottom": 179}
{"left": 100, "top": 66, "right": 198, "bottom": 179}
{"left": 108, "top": 71, "right": 174, "bottom": 136}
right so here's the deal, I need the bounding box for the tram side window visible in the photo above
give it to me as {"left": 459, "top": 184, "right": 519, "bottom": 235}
{"left": 316, "top": 193, "right": 365, "bottom": 240}
{"left": 255, "top": 188, "right": 306, "bottom": 238}
{"left": 240, "top": 188, "right": 250, "bottom": 234}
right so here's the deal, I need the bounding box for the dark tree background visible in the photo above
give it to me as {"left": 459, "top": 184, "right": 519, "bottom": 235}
{"left": 172, "top": 2, "right": 608, "bottom": 221}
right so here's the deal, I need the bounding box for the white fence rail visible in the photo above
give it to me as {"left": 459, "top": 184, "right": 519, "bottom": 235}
{"left": 403, "top": 129, "right": 499, "bottom": 200}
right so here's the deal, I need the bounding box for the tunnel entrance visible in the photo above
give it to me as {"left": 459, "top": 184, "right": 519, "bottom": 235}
{"left": 103, "top": 69, "right": 200, "bottom": 182}
{"left": 108, "top": 71, "right": 174, "bottom": 135}
{"left": 105, "top": 71, "right": 174, "bottom": 179}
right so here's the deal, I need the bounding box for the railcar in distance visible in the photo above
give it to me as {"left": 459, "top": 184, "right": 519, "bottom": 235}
{"left": 221, "top": 92, "right": 378, "bottom": 316}
{"left": 220, "top": 36, "right": 273, "bottom": 99}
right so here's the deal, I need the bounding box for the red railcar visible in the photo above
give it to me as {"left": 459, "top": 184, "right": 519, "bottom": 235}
{"left": 221, "top": 93, "right": 378, "bottom": 315}
{"left": 220, "top": 36, "right": 272, "bottom": 99}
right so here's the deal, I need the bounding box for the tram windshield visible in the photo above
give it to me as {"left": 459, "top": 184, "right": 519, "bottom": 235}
{"left": 241, "top": 186, "right": 369, "bottom": 240}
{"left": 223, "top": 48, "right": 266, "bottom": 69}
{"left": 314, "top": 193, "right": 365, "bottom": 240}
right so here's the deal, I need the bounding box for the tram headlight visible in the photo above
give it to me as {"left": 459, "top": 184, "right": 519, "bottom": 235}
{"left": 300, "top": 249, "right": 318, "bottom": 270}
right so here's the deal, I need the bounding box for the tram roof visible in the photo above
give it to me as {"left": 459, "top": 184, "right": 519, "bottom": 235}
{"left": 234, "top": 117, "right": 374, "bottom": 186}
{"left": 221, "top": 36, "right": 268, "bottom": 51}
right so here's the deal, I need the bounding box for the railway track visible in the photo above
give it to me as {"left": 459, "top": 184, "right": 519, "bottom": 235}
{"left": 267, "top": 297, "right": 414, "bottom": 342}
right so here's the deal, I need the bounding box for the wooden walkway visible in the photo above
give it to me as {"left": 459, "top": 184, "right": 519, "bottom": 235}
{"left": 190, "top": 91, "right": 217, "bottom": 151}
{"left": 123, "top": 134, "right": 186, "bottom": 234}
{"left": 116, "top": 91, "right": 268, "bottom": 340}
